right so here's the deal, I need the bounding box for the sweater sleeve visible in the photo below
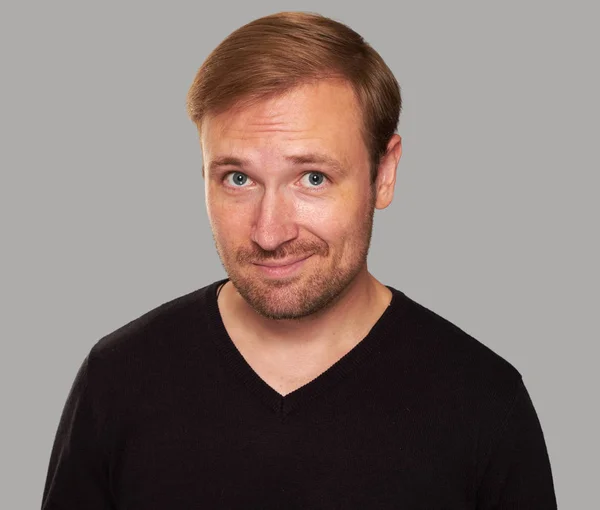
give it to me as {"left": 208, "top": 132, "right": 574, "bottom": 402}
{"left": 41, "top": 353, "right": 114, "bottom": 509}
{"left": 476, "top": 378, "right": 558, "bottom": 509}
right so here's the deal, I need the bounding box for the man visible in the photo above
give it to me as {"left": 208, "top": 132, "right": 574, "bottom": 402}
{"left": 42, "top": 12, "right": 557, "bottom": 509}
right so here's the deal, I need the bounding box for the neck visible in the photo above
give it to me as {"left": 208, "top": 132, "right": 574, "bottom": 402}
{"left": 218, "top": 268, "right": 392, "bottom": 354}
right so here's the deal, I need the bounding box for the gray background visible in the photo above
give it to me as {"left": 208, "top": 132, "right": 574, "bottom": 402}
{"left": 1, "top": 0, "right": 598, "bottom": 507}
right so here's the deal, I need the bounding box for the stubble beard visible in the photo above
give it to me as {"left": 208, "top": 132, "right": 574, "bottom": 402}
{"left": 213, "top": 192, "right": 376, "bottom": 321}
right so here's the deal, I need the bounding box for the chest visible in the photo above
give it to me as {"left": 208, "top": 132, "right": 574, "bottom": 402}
{"left": 109, "top": 380, "right": 477, "bottom": 509}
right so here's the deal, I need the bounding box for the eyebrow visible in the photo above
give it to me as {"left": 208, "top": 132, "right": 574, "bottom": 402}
{"left": 206, "top": 153, "right": 347, "bottom": 176}
{"left": 285, "top": 154, "right": 347, "bottom": 176}
{"left": 207, "top": 157, "right": 248, "bottom": 175}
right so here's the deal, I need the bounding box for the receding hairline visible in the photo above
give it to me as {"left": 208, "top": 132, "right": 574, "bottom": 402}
{"left": 195, "top": 75, "right": 360, "bottom": 131}
{"left": 196, "top": 78, "right": 369, "bottom": 166}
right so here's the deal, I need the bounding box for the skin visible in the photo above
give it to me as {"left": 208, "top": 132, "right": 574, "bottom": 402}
{"left": 199, "top": 79, "right": 402, "bottom": 395}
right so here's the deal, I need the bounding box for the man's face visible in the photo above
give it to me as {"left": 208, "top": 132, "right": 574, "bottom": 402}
{"left": 201, "top": 80, "right": 379, "bottom": 320}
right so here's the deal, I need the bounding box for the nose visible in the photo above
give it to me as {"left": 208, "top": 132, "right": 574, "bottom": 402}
{"left": 250, "top": 189, "right": 299, "bottom": 252}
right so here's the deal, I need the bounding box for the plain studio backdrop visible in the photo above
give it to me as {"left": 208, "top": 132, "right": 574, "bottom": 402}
{"left": 1, "top": 1, "right": 597, "bottom": 507}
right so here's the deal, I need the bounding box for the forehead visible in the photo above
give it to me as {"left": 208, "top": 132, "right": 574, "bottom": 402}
{"left": 200, "top": 80, "right": 367, "bottom": 163}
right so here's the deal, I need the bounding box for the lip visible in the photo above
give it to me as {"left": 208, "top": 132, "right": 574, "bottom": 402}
{"left": 253, "top": 255, "right": 312, "bottom": 277}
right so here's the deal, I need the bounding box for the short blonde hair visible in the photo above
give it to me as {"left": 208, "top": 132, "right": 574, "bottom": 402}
{"left": 186, "top": 11, "right": 401, "bottom": 183}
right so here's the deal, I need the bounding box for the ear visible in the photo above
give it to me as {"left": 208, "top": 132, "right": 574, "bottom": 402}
{"left": 374, "top": 134, "right": 402, "bottom": 210}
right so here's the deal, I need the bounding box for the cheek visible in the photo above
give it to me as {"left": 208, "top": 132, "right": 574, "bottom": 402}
{"left": 297, "top": 201, "right": 332, "bottom": 224}
{"left": 296, "top": 200, "right": 352, "bottom": 242}
{"left": 206, "top": 199, "right": 249, "bottom": 248}
{"left": 207, "top": 183, "right": 248, "bottom": 226}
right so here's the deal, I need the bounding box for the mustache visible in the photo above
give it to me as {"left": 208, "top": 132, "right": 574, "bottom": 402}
{"left": 236, "top": 242, "right": 328, "bottom": 264}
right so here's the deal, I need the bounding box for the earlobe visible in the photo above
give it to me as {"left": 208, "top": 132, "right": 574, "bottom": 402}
{"left": 374, "top": 134, "right": 402, "bottom": 210}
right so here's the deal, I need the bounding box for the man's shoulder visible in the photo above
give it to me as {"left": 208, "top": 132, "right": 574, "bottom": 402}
{"left": 391, "top": 288, "right": 523, "bottom": 398}
{"left": 87, "top": 280, "right": 220, "bottom": 368}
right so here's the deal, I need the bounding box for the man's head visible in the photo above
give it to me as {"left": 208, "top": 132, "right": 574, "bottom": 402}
{"left": 187, "top": 12, "right": 402, "bottom": 320}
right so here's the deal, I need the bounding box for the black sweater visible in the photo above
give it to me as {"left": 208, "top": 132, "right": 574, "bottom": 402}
{"left": 42, "top": 278, "right": 557, "bottom": 509}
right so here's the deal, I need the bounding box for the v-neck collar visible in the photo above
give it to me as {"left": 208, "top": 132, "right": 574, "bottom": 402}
{"left": 204, "top": 277, "right": 405, "bottom": 420}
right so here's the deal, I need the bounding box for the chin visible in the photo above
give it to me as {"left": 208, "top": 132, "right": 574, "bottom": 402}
{"left": 228, "top": 265, "right": 357, "bottom": 320}
{"left": 230, "top": 273, "right": 311, "bottom": 318}
{"left": 249, "top": 295, "right": 325, "bottom": 321}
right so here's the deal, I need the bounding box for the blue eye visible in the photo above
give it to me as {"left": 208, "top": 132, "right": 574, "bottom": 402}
{"left": 226, "top": 172, "right": 250, "bottom": 187}
{"left": 302, "top": 172, "right": 327, "bottom": 188}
